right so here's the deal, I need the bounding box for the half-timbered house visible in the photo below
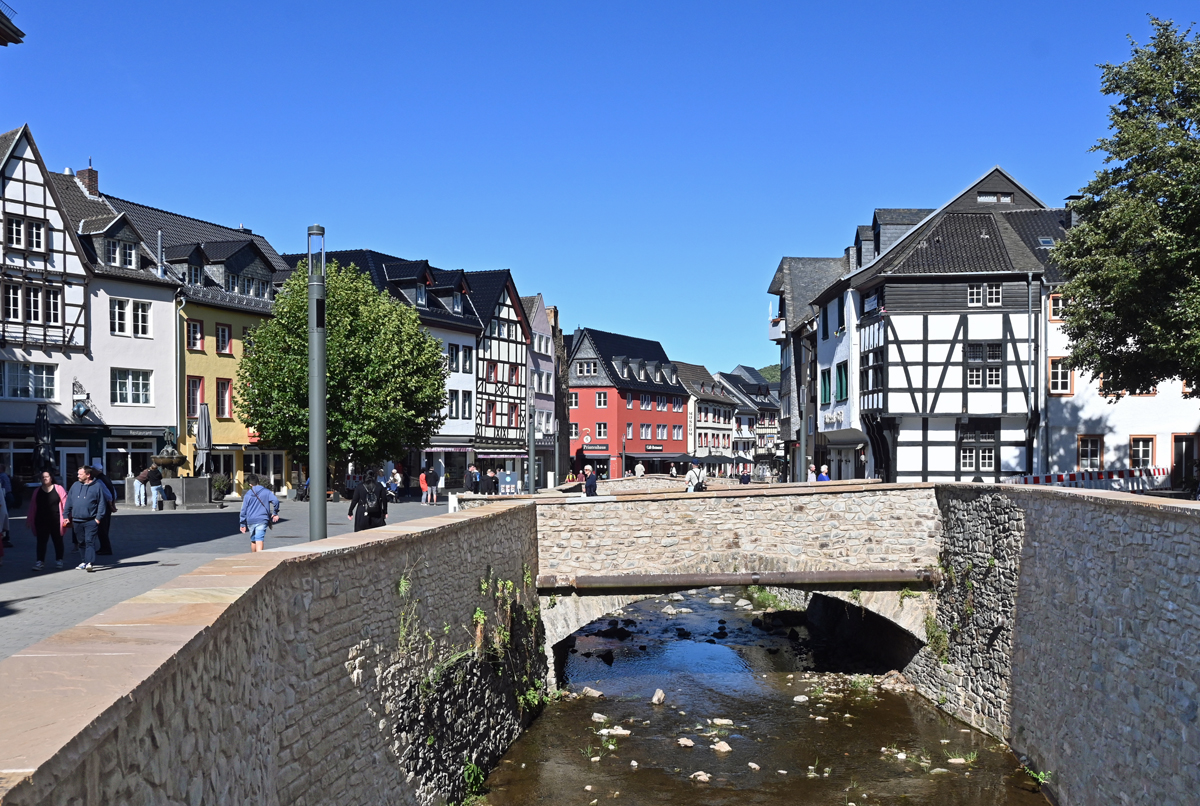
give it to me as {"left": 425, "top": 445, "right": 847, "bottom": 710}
{"left": 466, "top": 270, "right": 531, "bottom": 471}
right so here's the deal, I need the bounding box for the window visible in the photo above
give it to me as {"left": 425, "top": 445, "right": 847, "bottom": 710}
{"left": 186, "top": 376, "right": 203, "bottom": 418}
{"left": 673, "top": 396, "right": 683, "bottom": 412}
{"left": 448, "top": 344, "right": 460, "bottom": 372}
{"left": 186, "top": 320, "right": 204, "bottom": 350}
{"left": 835, "top": 361, "right": 849, "bottom": 401}
{"left": 626, "top": 423, "right": 633, "bottom": 438}
{"left": 640, "top": 423, "right": 651, "bottom": 439}
{"left": 967, "top": 284, "right": 983, "bottom": 307}
{"left": 1049, "top": 358, "right": 1073, "bottom": 395}
{"left": 596, "top": 391, "right": 607, "bottom": 408}
{"left": 121, "top": 242, "right": 135, "bottom": 268}
{"left": 960, "top": 447, "right": 976, "bottom": 471}
{"left": 987, "top": 366, "right": 1001, "bottom": 387}
{"left": 4, "top": 362, "right": 57, "bottom": 400}
{"left": 836, "top": 295, "right": 846, "bottom": 330}
{"left": 216, "top": 324, "right": 232, "bottom": 355}
{"left": 1049, "top": 294, "right": 1064, "bottom": 322}
{"left": 986, "top": 283, "right": 1002, "bottom": 306}
{"left": 45, "top": 290, "right": 59, "bottom": 324}
{"left": 3, "top": 285, "right": 19, "bottom": 320}
{"left": 23, "top": 287, "right": 39, "bottom": 322}
{"left": 447, "top": 389, "right": 459, "bottom": 419}
{"left": 577, "top": 361, "right": 597, "bottom": 376}
{"left": 188, "top": 265, "right": 203, "bottom": 286}
{"left": 657, "top": 423, "right": 667, "bottom": 440}
{"left": 596, "top": 422, "right": 607, "bottom": 438}
{"left": 979, "top": 448, "right": 995, "bottom": 472}
{"left": 461, "top": 390, "right": 472, "bottom": 418}
{"left": 626, "top": 393, "right": 634, "bottom": 409}
{"left": 657, "top": 394, "right": 667, "bottom": 411}
{"left": 486, "top": 400, "right": 496, "bottom": 425}
{"left": 673, "top": 425, "right": 683, "bottom": 441}
{"left": 977, "top": 192, "right": 1013, "bottom": 203}
{"left": 487, "top": 362, "right": 497, "bottom": 382}
{"left": 967, "top": 367, "right": 982, "bottom": 388}
{"left": 1078, "top": 436, "right": 1103, "bottom": 470}
{"left": 27, "top": 221, "right": 42, "bottom": 251}
{"left": 640, "top": 393, "right": 651, "bottom": 410}
{"left": 131, "top": 301, "right": 150, "bottom": 336}
{"left": 452, "top": 292, "right": 462, "bottom": 313}
{"left": 106, "top": 240, "right": 119, "bottom": 264}
{"left": 415, "top": 284, "right": 427, "bottom": 306}
{"left": 1038, "top": 237, "right": 1054, "bottom": 247}
{"left": 1130, "top": 437, "right": 1154, "bottom": 468}
{"left": 821, "top": 305, "right": 829, "bottom": 340}
{"left": 216, "top": 378, "right": 231, "bottom": 417}
{"left": 110, "top": 369, "right": 151, "bottom": 405}
{"left": 6, "top": 217, "right": 23, "bottom": 247}
{"left": 987, "top": 343, "right": 1002, "bottom": 362}
{"left": 509, "top": 364, "right": 520, "bottom": 384}
{"left": 462, "top": 346, "right": 473, "bottom": 373}
{"left": 569, "top": 422, "right": 579, "bottom": 439}
{"left": 569, "top": 392, "right": 578, "bottom": 408}
{"left": 110, "top": 298, "right": 128, "bottom": 334}
{"left": 820, "top": 368, "right": 832, "bottom": 405}
{"left": 507, "top": 322, "right": 516, "bottom": 340}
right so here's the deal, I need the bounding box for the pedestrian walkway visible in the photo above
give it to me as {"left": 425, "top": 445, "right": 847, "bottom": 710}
{"left": 0, "top": 497, "right": 448, "bottom": 660}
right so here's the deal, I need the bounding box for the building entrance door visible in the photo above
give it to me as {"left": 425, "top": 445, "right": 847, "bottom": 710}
{"left": 1172, "top": 435, "right": 1196, "bottom": 488}
{"left": 57, "top": 443, "right": 88, "bottom": 483}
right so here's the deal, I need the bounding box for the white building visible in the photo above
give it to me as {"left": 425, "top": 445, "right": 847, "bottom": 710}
{"left": 521, "top": 293, "right": 558, "bottom": 487}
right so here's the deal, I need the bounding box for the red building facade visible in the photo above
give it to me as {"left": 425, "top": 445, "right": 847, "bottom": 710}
{"left": 566, "top": 328, "right": 689, "bottom": 477}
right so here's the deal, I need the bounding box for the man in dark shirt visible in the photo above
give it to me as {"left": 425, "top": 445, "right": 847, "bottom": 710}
{"left": 63, "top": 465, "right": 107, "bottom": 572}
{"left": 583, "top": 465, "right": 598, "bottom": 497}
{"left": 425, "top": 465, "right": 439, "bottom": 506}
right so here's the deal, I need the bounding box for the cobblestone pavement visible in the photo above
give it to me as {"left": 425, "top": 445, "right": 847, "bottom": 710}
{"left": 0, "top": 495, "right": 449, "bottom": 660}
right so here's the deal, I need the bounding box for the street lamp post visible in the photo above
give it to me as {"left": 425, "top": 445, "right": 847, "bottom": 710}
{"left": 527, "top": 386, "right": 536, "bottom": 495}
{"left": 307, "top": 225, "right": 327, "bottom": 542}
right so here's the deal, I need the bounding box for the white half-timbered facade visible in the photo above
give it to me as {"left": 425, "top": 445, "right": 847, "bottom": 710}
{"left": 469, "top": 270, "right": 530, "bottom": 461}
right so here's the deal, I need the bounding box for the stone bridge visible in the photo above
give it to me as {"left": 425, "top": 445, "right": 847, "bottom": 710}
{"left": 1, "top": 483, "right": 1196, "bottom": 806}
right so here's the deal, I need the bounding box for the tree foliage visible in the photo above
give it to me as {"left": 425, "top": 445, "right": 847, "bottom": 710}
{"left": 1053, "top": 17, "right": 1200, "bottom": 396}
{"left": 235, "top": 260, "right": 447, "bottom": 466}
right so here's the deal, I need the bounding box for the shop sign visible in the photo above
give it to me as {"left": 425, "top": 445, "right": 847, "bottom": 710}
{"left": 583, "top": 444, "right": 609, "bottom": 452}
{"left": 644, "top": 444, "right": 664, "bottom": 451}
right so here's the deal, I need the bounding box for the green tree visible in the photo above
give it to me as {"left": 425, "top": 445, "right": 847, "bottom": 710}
{"left": 1053, "top": 17, "right": 1200, "bottom": 396}
{"left": 235, "top": 260, "right": 447, "bottom": 472}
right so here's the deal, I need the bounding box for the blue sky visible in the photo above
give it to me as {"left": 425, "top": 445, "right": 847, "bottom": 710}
{"left": 5, "top": 2, "right": 1195, "bottom": 371}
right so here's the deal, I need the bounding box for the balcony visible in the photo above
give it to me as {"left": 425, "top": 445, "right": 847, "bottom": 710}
{"left": 768, "top": 317, "right": 787, "bottom": 343}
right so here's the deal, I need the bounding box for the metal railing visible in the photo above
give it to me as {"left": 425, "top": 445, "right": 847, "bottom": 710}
{"left": 0, "top": 1, "right": 17, "bottom": 20}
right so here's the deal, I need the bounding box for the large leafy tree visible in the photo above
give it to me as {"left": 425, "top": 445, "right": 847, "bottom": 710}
{"left": 1053, "top": 17, "right": 1200, "bottom": 396}
{"left": 235, "top": 260, "right": 447, "bottom": 469}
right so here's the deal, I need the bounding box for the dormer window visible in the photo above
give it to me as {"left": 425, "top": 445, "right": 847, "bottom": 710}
{"left": 106, "top": 239, "right": 119, "bottom": 264}
{"left": 453, "top": 291, "right": 462, "bottom": 313}
{"left": 416, "top": 284, "right": 427, "bottom": 306}
{"left": 188, "top": 265, "right": 203, "bottom": 286}
{"left": 977, "top": 192, "right": 1013, "bottom": 204}
{"left": 121, "top": 243, "right": 135, "bottom": 268}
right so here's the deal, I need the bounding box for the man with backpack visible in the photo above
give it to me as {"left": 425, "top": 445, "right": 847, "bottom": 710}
{"left": 239, "top": 474, "right": 280, "bottom": 551}
{"left": 685, "top": 461, "right": 706, "bottom": 493}
{"left": 348, "top": 468, "right": 388, "bottom": 531}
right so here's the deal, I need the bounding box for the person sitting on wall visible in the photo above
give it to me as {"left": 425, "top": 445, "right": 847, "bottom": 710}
{"left": 583, "top": 465, "right": 598, "bottom": 497}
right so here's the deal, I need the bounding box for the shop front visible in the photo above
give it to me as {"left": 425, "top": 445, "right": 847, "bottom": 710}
{"left": 420, "top": 446, "right": 472, "bottom": 491}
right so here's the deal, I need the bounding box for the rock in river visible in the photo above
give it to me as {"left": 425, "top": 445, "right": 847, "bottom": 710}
{"left": 652, "top": 689, "right": 666, "bottom": 705}
{"left": 711, "top": 741, "right": 732, "bottom": 753}
{"left": 689, "top": 771, "right": 711, "bottom": 783}
{"left": 712, "top": 718, "right": 733, "bottom": 726}
{"left": 591, "top": 713, "right": 609, "bottom": 723}
{"left": 581, "top": 687, "right": 604, "bottom": 698}
{"left": 677, "top": 738, "right": 695, "bottom": 747}
{"left": 793, "top": 695, "right": 809, "bottom": 703}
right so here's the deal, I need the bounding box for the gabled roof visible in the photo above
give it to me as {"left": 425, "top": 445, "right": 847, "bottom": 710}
{"left": 674, "top": 361, "right": 731, "bottom": 403}
{"left": 570, "top": 327, "right": 684, "bottom": 395}
{"left": 769, "top": 257, "right": 846, "bottom": 327}
{"left": 1000, "top": 208, "right": 1068, "bottom": 282}
{"left": 198, "top": 239, "right": 257, "bottom": 263}
{"left": 874, "top": 208, "right": 935, "bottom": 226}
{"left": 730, "top": 364, "right": 769, "bottom": 386}
{"left": 47, "top": 172, "right": 177, "bottom": 287}
{"left": 106, "top": 195, "right": 290, "bottom": 275}
{"left": 0, "top": 126, "right": 21, "bottom": 165}
{"left": 855, "top": 225, "right": 873, "bottom": 243}
{"left": 285, "top": 249, "right": 410, "bottom": 292}
{"left": 464, "top": 269, "right": 531, "bottom": 339}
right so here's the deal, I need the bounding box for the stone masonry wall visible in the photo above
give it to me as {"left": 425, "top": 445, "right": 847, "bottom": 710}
{"left": 2, "top": 504, "right": 544, "bottom": 806}
{"left": 536, "top": 485, "right": 943, "bottom": 577}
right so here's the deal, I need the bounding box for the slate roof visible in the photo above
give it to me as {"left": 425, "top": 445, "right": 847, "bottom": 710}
{"left": 856, "top": 225, "right": 873, "bottom": 242}
{"left": 0, "top": 126, "right": 21, "bottom": 164}
{"left": 874, "top": 208, "right": 934, "bottom": 226}
{"left": 1000, "top": 208, "right": 1068, "bottom": 282}
{"left": 768, "top": 257, "right": 846, "bottom": 327}
{"left": 106, "top": 195, "right": 291, "bottom": 275}
{"left": 520, "top": 295, "right": 538, "bottom": 321}
{"left": 572, "top": 327, "right": 684, "bottom": 396}
{"left": 284, "top": 249, "right": 408, "bottom": 293}
{"left": 465, "top": 270, "right": 520, "bottom": 326}
{"left": 730, "top": 364, "right": 769, "bottom": 386}
{"left": 47, "top": 172, "right": 178, "bottom": 287}
{"left": 674, "top": 361, "right": 732, "bottom": 404}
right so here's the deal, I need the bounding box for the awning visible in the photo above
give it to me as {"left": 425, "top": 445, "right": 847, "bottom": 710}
{"left": 477, "top": 452, "right": 528, "bottom": 459}
{"left": 623, "top": 453, "right": 671, "bottom": 460}
{"left": 424, "top": 447, "right": 474, "bottom": 453}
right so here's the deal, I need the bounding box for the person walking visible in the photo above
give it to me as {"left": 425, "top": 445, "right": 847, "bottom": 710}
{"left": 685, "top": 461, "right": 705, "bottom": 493}
{"left": 348, "top": 468, "right": 388, "bottom": 531}
{"left": 419, "top": 468, "right": 430, "bottom": 505}
{"left": 470, "top": 465, "right": 481, "bottom": 494}
{"left": 634, "top": 461, "right": 645, "bottom": 478}
{"left": 133, "top": 466, "right": 150, "bottom": 507}
{"left": 817, "top": 465, "right": 831, "bottom": 482}
{"left": 484, "top": 468, "right": 498, "bottom": 495}
{"left": 807, "top": 464, "right": 817, "bottom": 483}
{"left": 669, "top": 463, "right": 677, "bottom": 478}
{"left": 91, "top": 461, "right": 116, "bottom": 556}
{"left": 28, "top": 471, "right": 66, "bottom": 571}
{"left": 425, "top": 465, "right": 439, "bottom": 506}
{"left": 239, "top": 474, "right": 280, "bottom": 552}
{"left": 63, "top": 465, "right": 107, "bottom": 572}
{"left": 583, "top": 464, "right": 598, "bottom": 497}
{"left": 147, "top": 465, "right": 164, "bottom": 510}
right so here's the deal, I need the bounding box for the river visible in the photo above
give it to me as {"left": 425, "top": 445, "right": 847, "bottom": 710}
{"left": 483, "top": 587, "right": 1050, "bottom": 805}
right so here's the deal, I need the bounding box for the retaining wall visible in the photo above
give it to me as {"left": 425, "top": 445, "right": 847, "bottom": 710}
{"left": 0, "top": 503, "right": 544, "bottom": 806}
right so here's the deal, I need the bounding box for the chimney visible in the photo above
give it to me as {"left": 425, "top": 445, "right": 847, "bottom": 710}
{"left": 79, "top": 166, "right": 99, "bottom": 196}
{"left": 1064, "top": 195, "right": 1083, "bottom": 229}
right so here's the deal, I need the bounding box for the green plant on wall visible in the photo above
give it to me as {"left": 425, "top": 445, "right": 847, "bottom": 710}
{"left": 924, "top": 614, "right": 950, "bottom": 663}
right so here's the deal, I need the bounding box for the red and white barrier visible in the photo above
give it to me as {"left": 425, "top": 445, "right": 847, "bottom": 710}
{"left": 1003, "top": 466, "right": 1171, "bottom": 492}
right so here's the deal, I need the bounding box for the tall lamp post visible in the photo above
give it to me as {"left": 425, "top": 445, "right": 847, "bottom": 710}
{"left": 527, "top": 385, "right": 536, "bottom": 496}
{"left": 307, "top": 225, "right": 327, "bottom": 541}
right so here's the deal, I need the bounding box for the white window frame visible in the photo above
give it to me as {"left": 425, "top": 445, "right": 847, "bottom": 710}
{"left": 596, "top": 422, "right": 607, "bottom": 438}
{"left": 960, "top": 447, "right": 976, "bottom": 472}
{"left": 979, "top": 447, "right": 995, "bottom": 472}
{"left": 987, "top": 366, "right": 1001, "bottom": 387}
{"left": 216, "top": 378, "right": 232, "bottom": 418}
{"left": 3, "top": 361, "right": 57, "bottom": 401}
{"left": 111, "top": 368, "right": 152, "bottom": 406}
{"left": 110, "top": 298, "right": 129, "bottom": 335}
{"left": 656, "top": 423, "right": 667, "bottom": 440}
{"left": 45, "top": 289, "right": 60, "bottom": 324}
{"left": 121, "top": 242, "right": 135, "bottom": 268}
{"left": 188, "top": 265, "right": 203, "bottom": 286}
{"left": 26, "top": 220, "right": 43, "bottom": 251}
{"left": 569, "top": 392, "right": 578, "bottom": 409}
{"left": 986, "top": 283, "right": 1002, "bottom": 306}
{"left": 6, "top": 216, "right": 23, "bottom": 247}
{"left": 596, "top": 391, "right": 607, "bottom": 408}
{"left": 640, "top": 393, "right": 651, "bottom": 410}
{"left": 967, "top": 284, "right": 983, "bottom": 307}
{"left": 415, "top": 284, "right": 427, "bottom": 306}
{"left": 569, "top": 422, "right": 579, "bottom": 439}
{"left": 967, "top": 367, "right": 982, "bottom": 388}
{"left": 23, "top": 287, "right": 39, "bottom": 322}
{"left": 673, "top": 424, "right": 682, "bottom": 441}
{"left": 625, "top": 423, "right": 633, "bottom": 438}
{"left": 640, "top": 423, "right": 651, "bottom": 439}
{"left": 106, "top": 239, "right": 119, "bottom": 265}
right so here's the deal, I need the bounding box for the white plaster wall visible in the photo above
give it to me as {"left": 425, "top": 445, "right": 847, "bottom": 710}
{"left": 432, "top": 327, "right": 476, "bottom": 438}
{"left": 815, "top": 289, "right": 861, "bottom": 439}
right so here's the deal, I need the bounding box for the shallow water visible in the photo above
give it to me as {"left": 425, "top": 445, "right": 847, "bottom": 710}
{"left": 484, "top": 588, "right": 1049, "bottom": 806}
